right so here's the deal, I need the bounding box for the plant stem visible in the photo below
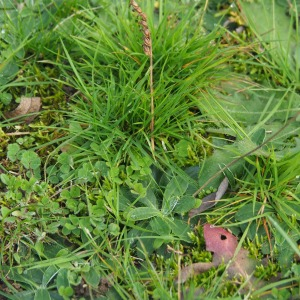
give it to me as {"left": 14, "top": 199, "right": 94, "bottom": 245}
{"left": 149, "top": 49, "right": 155, "bottom": 151}
{"left": 129, "top": 0, "right": 155, "bottom": 151}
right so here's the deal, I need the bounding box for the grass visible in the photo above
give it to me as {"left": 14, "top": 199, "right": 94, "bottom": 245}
{"left": 0, "top": 0, "right": 300, "bottom": 299}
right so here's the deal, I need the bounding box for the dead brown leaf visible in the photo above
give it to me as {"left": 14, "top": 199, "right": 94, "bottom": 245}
{"left": 176, "top": 224, "right": 256, "bottom": 284}
{"left": 4, "top": 97, "right": 41, "bottom": 123}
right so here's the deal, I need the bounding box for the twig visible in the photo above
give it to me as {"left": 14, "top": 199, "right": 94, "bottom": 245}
{"left": 5, "top": 132, "right": 30, "bottom": 136}
{"left": 130, "top": 0, "right": 155, "bottom": 151}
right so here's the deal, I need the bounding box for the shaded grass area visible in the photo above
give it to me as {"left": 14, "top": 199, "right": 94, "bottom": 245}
{"left": 0, "top": 0, "right": 299, "bottom": 299}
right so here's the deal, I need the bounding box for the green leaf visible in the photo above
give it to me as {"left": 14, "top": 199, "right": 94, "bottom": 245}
{"left": 57, "top": 152, "right": 73, "bottom": 166}
{"left": 0, "top": 174, "right": 10, "bottom": 185}
{"left": 119, "top": 187, "right": 136, "bottom": 211}
{"left": 127, "top": 207, "right": 161, "bottom": 221}
{"left": 0, "top": 60, "right": 19, "bottom": 85}
{"left": 235, "top": 203, "right": 274, "bottom": 221}
{"left": 162, "top": 196, "right": 180, "bottom": 215}
{"left": 236, "top": 138, "right": 268, "bottom": 157}
{"left": 162, "top": 177, "right": 189, "bottom": 215}
{"left": 94, "top": 160, "right": 109, "bottom": 176}
{"left": 0, "top": 92, "right": 12, "bottom": 105}
{"left": 1, "top": 206, "right": 10, "bottom": 218}
{"left": 268, "top": 215, "right": 300, "bottom": 258}
{"left": 7, "top": 143, "right": 20, "bottom": 162}
{"left": 34, "top": 289, "right": 51, "bottom": 300}
{"left": 251, "top": 128, "right": 266, "bottom": 145}
{"left": 153, "top": 238, "right": 165, "bottom": 250}
{"left": 197, "top": 148, "right": 245, "bottom": 189}
{"left": 174, "top": 140, "right": 190, "bottom": 157}
{"left": 56, "top": 268, "right": 69, "bottom": 289}
{"left": 108, "top": 223, "right": 120, "bottom": 236}
{"left": 150, "top": 217, "right": 171, "bottom": 236}
{"left": 130, "top": 182, "right": 147, "bottom": 197}
{"left": 21, "top": 150, "right": 41, "bottom": 170}
{"left": 58, "top": 286, "right": 73, "bottom": 297}
{"left": 64, "top": 223, "right": 76, "bottom": 231}
{"left": 235, "top": 203, "right": 274, "bottom": 239}
{"left": 279, "top": 202, "right": 300, "bottom": 220}
{"left": 110, "top": 166, "right": 119, "bottom": 178}
{"left": 174, "top": 195, "right": 197, "bottom": 214}
{"left": 139, "top": 188, "right": 158, "bottom": 208}
{"left": 164, "top": 177, "right": 189, "bottom": 201}
{"left": 169, "top": 219, "right": 191, "bottom": 242}
{"left": 239, "top": 0, "right": 300, "bottom": 87}
{"left": 69, "top": 121, "right": 83, "bottom": 134}
{"left": 42, "top": 266, "right": 58, "bottom": 287}
{"left": 69, "top": 186, "right": 80, "bottom": 198}
{"left": 59, "top": 164, "right": 70, "bottom": 174}
{"left": 82, "top": 267, "right": 100, "bottom": 288}
{"left": 77, "top": 163, "right": 94, "bottom": 183}
{"left": 69, "top": 215, "right": 79, "bottom": 226}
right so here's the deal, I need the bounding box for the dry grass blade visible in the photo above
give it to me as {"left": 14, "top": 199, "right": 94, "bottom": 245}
{"left": 130, "top": 0, "right": 155, "bottom": 151}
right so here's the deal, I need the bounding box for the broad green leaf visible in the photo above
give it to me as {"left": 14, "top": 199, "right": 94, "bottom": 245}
{"left": 164, "top": 177, "right": 189, "bottom": 201}
{"left": 0, "top": 60, "right": 19, "bottom": 85}
{"left": 127, "top": 207, "right": 161, "bottom": 221}
{"left": 139, "top": 188, "right": 158, "bottom": 208}
{"left": 169, "top": 219, "right": 191, "bottom": 242}
{"left": 57, "top": 152, "right": 73, "bottom": 166}
{"left": 69, "top": 121, "right": 83, "bottom": 134}
{"left": 268, "top": 215, "right": 300, "bottom": 258}
{"left": 1, "top": 206, "right": 10, "bottom": 218}
{"left": 64, "top": 223, "right": 76, "bottom": 231}
{"left": 239, "top": 0, "right": 300, "bottom": 117}
{"left": 119, "top": 187, "right": 136, "bottom": 211}
{"left": 82, "top": 267, "right": 100, "bottom": 288}
{"left": 0, "top": 92, "right": 12, "bottom": 105}
{"left": 236, "top": 203, "right": 274, "bottom": 239}
{"left": 174, "top": 139, "right": 191, "bottom": 158}
{"left": 235, "top": 203, "right": 274, "bottom": 221}
{"left": 198, "top": 148, "right": 245, "bottom": 188}
{"left": 69, "top": 186, "right": 80, "bottom": 198}
{"left": 153, "top": 238, "right": 165, "bottom": 250}
{"left": 236, "top": 138, "right": 268, "bottom": 157}
{"left": 130, "top": 182, "right": 147, "bottom": 197}
{"left": 279, "top": 202, "right": 300, "bottom": 220}
{"left": 34, "top": 289, "right": 51, "bottom": 300}
{"left": 69, "top": 215, "right": 79, "bottom": 226}
{"left": 58, "top": 286, "right": 74, "bottom": 297}
{"left": 163, "top": 177, "right": 189, "bottom": 215}
{"left": 173, "top": 195, "right": 196, "bottom": 214}
{"left": 251, "top": 128, "right": 266, "bottom": 145}
{"left": 240, "top": 0, "right": 298, "bottom": 74}
{"left": 0, "top": 174, "right": 10, "bottom": 186}
{"left": 42, "top": 266, "right": 58, "bottom": 287}
{"left": 211, "top": 81, "right": 300, "bottom": 154}
{"left": 162, "top": 196, "right": 180, "bottom": 215}
{"left": 108, "top": 223, "right": 120, "bottom": 236}
{"left": 21, "top": 150, "right": 41, "bottom": 170}
{"left": 7, "top": 143, "right": 20, "bottom": 162}
{"left": 150, "top": 217, "right": 171, "bottom": 235}
{"left": 110, "top": 166, "right": 119, "bottom": 177}
{"left": 94, "top": 160, "right": 109, "bottom": 176}
{"left": 56, "top": 269, "right": 69, "bottom": 289}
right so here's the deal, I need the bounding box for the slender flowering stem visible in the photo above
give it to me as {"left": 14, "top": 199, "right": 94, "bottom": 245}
{"left": 130, "top": 0, "right": 155, "bottom": 151}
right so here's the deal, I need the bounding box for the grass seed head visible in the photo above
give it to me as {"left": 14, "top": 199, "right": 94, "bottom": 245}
{"left": 130, "top": 0, "right": 152, "bottom": 57}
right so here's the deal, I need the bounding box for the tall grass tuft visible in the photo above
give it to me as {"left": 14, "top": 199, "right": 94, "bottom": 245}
{"left": 49, "top": 1, "right": 238, "bottom": 170}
